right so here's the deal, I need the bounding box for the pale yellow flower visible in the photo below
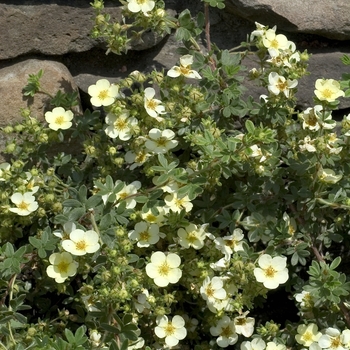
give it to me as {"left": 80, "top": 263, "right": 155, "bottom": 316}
{"left": 88, "top": 79, "right": 122, "bottom": 107}
{"left": 45, "top": 107, "right": 73, "bottom": 131}
{"left": 9, "top": 192, "right": 38, "bottom": 216}
{"left": 46, "top": 252, "right": 78, "bottom": 283}
{"left": 314, "top": 79, "right": 345, "bottom": 102}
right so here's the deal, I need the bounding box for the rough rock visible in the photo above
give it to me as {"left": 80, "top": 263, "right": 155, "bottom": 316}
{"left": 242, "top": 50, "right": 350, "bottom": 110}
{"left": 0, "top": 59, "right": 81, "bottom": 126}
{"left": 0, "top": 1, "right": 171, "bottom": 60}
{"left": 226, "top": 0, "right": 350, "bottom": 40}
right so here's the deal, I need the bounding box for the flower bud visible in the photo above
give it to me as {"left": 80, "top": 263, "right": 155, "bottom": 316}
{"left": 3, "top": 126, "right": 14, "bottom": 133}
{"left": 45, "top": 193, "right": 55, "bottom": 202}
{"left": 130, "top": 70, "right": 147, "bottom": 83}
{"left": 52, "top": 202, "right": 63, "bottom": 213}
{"left": 46, "top": 168, "right": 55, "bottom": 176}
{"left": 12, "top": 160, "right": 24, "bottom": 169}
{"left": 37, "top": 208, "right": 46, "bottom": 217}
{"left": 14, "top": 124, "right": 25, "bottom": 132}
{"left": 38, "top": 133, "right": 49, "bottom": 143}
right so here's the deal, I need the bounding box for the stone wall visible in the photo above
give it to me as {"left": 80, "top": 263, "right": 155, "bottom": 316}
{"left": 1, "top": 0, "right": 350, "bottom": 160}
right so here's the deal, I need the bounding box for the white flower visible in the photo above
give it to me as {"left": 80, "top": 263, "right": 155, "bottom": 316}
{"left": 266, "top": 342, "right": 286, "bottom": 350}
{"left": 116, "top": 180, "right": 141, "bottom": 209}
{"left": 268, "top": 72, "right": 298, "bottom": 98}
{"left": 167, "top": 55, "right": 201, "bottom": 79}
{"left": 145, "top": 251, "right": 182, "bottom": 287}
{"left": 0, "top": 162, "right": 11, "bottom": 181}
{"left": 62, "top": 229, "right": 100, "bottom": 256}
{"left": 9, "top": 192, "right": 38, "bottom": 216}
{"left": 127, "top": 0, "right": 155, "bottom": 14}
{"left": 45, "top": 107, "right": 73, "bottom": 131}
{"left": 318, "top": 168, "right": 342, "bottom": 184}
{"left": 249, "top": 145, "right": 267, "bottom": 163}
{"left": 300, "top": 105, "right": 336, "bottom": 131}
{"left": 299, "top": 136, "right": 317, "bottom": 153}
{"left": 295, "top": 323, "right": 322, "bottom": 347}
{"left": 234, "top": 312, "right": 255, "bottom": 337}
{"left": 81, "top": 294, "right": 100, "bottom": 312}
{"left": 314, "top": 79, "right": 345, "bottom": 103}
{"left": 155, "top": 315, "right": 187, "bottom": 347}
{"left": 125, "top": 149, "right": 150, "bottom": 170}
{"left": 210, "top": 257, "right": 231, "bottom": 271}
{"left": 128, "top": 221, "right": 162, "bottom": 247}
{"left": 210, "top": 315, "right": 238, "bottom": 348}
{"left": 295, "top": 290, "right": 315, "bottom": 308}
{"left": 253, "top": 254, "right": 289, "bottom": 289}
{"left": 88, "top": 79, "right": 122, "bottom": 107}
{"left": 141, "top": 207, "right": 166, "bottom": 226}
{"left": 214, "top": 228, "right": 244, "bottom": 258}
{"left": 241, "top": 337, "right": 266, "bottom": 350}
{"left": 200, "top": 276, "right": 227, "bottom": 303}
{"left": 46, "top": 252, "right": 78, "bottom": 283}
{"left": 144, "top": 87, "right": 166, "bottom": 121}
{"left": 318, "top": 328, "right": 346, "bottom": 350}
{"left": 90, "top": 330, "right": 102, "bottom": 347}
{"left": 134, "top": 289, "right": 151, "bottom": 313}
{"left": 128, "top": 330, "right": 145, "bottom": 349}
{"left": 164, "top": 193, "right": 193, "bottom": 213}
{"left": 262, "top": 29, "right": 289, "bottom": 57}
{"left": 53, "top": 222, "right": 76, "bottom": 239}
{"left": 24, "top": 172, "right": 39, "bottom": 194}
{"left": 145, "top": 128, "right": 178, "bottom": 154}
{"left": 105, "top": 111, "right": 138, "bottom": 140}
{"left": 177, "top": 223, "right": 207, "bottom": 249}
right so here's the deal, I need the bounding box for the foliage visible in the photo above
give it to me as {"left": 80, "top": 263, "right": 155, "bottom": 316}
{"left": 1, "top": 0, "right": 350, "bottom": 349}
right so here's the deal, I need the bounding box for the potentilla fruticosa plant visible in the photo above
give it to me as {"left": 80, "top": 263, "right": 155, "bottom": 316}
{"left": 1, "top": 0, "right": 350, "bottom": 349}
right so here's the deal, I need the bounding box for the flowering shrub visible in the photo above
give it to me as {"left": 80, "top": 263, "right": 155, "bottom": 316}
{"left": 2, "top": 0, "right": 350, "bottom": 349}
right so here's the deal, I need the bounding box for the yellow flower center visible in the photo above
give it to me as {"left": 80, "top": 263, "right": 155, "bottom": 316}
{"left": 119, "top": 192, "right": 128, "bottom": 200}
{"left": 225, "top": 239, "right": 237, "bottom": 248}
{"left": 18, "top": 201, "right": 29, "bottom": 210}
{"left": 139, "top": 230, "right": 150, "bottom": 241}
{"left": 146, "top": 99, "right": 158, "bottom": 111}
{"left": 180, "top": 66, "right": 191, "bottom": 75}
{"left": 264, "top": 265, "right": 276, "bottom": 278}
{"left": 75, "top": 240, "right": 87, "bottom": 251}
{"left": 158, "top": 262, "right": 170, "bottom": 276}
{"left": 98, "top": 89, "right": 109, "bottom": 100}
{"left": 54, "top": 115, "right": 65, "bottom": 125}
{"left": 57, "top": 260, "right": 69, "bottom": 273}
{"left": 221, "top": 325, "right": 234, "bottom": 338}
{"left": 145, "top": 213, "right": 157, "bottom": 222}
{"left": 235, "top": 318, "right": 247, "bottom": 326}
{"left": 205, "top": 284, "right": 214, "bottom": 298}
{"left": 270, "top": 38, "right": 279, "bottom": 49}
{"left": 164, "top": 322, "right": 176, "bottom": 336}
{"left": 135, "top": 151, "right": 147, "bottom": 163}
{"left": 330, "top": 336, "right": 341, "bottom": 348}
{"left": 174, "top": 197, "right": 185, "bottom": 208}
{"left": 156, "top": 137, "right": 168, "bottom": 147}
{"left": 321, "top": 88, "right": 333, "bottom": 99}
{"left": 137, "top": 0, "right": 147, "bottom": 4}
{"left": 187, "top": 231, "right": 197, "bottom": 243}
{"left": 302, "top": 331, "right": 313, "bottom": 342}
{"left": 277, "top": 79, "right": 288, "bottom": 91}
{"left": 114, "top": 118, "right": 128, "bottom": 131}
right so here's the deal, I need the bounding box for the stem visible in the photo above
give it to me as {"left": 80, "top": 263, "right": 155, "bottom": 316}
{"left": 204, "top": 3, "right": 211, "bottom": 52}
{"left": 0, "top": 341, "right": 8, "bottom": 350}
{"left": 7, "top": 274, "right": 17, "bottom": 346}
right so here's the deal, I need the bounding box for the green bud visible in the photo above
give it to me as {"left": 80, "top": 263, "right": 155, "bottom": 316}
{"left": 113, "top": 266, "right": 121, "bottom": 276}
{"left": 48, "top": 180, "right": 57, "bottom": 188}
{"left": 20, "top": 108, "right": 31, "bottom": 118}
{"left": 37, "top": 208, "right": 46, "bottom": 217}
{"left": 14, "top": 124, "right": 25, "bottom": 132}
{"left": 129, "top": 212, "right": 137, "bottom": 221}
{"left": 5, "top": 143, "right": 16, "bottom": 153}
{"left": 52, "top": 202, "right": 63, "bottom": 213}
{"left": 118, "top": 289, "right": 129, "bottom": 300}
{"left": 12, "top": 160, "right": 24, "bottom": 169}
{"left": 155, "top": 307, "right": 166, "bottom": 316}
{"left": 38, "top": 133, "right": 49, "bottom": 143}
{"left": 95, "top": 14, "right": 105, "bottom": 25}
{"left": 130, "top": 279, "right": 139, "bottom": 288}
{"left": 115, "top": 228, "right": 126, "bottom": 237}
{"left": 102, "top": 270, "right": 112, "bottom": 281}
{"left": 3, "top": 125, "right": 14, "bottom": 133}
{"left": 189, "top": 88, "right": 203, "bottom": 102}
{"left": 45, "top": 193, "right": 55, "bottom": 202}
{"left": 108, "top": 147, "right": 117, "bottom": 155}
{"left": 47, "top": 168, "right": 55, "bottom": 176}
{"left": 27, "top": 327, "right": 36, "bottom": 337}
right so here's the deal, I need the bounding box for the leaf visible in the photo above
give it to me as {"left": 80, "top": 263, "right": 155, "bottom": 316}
{"left": 245, "top": 119, "right": 255, "bottom": 133}
{"left": 64, "top": 328, "right": 75, "bottom": 344}
{"left": 330, "top": 256, "right": 341, "bottom": 270}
